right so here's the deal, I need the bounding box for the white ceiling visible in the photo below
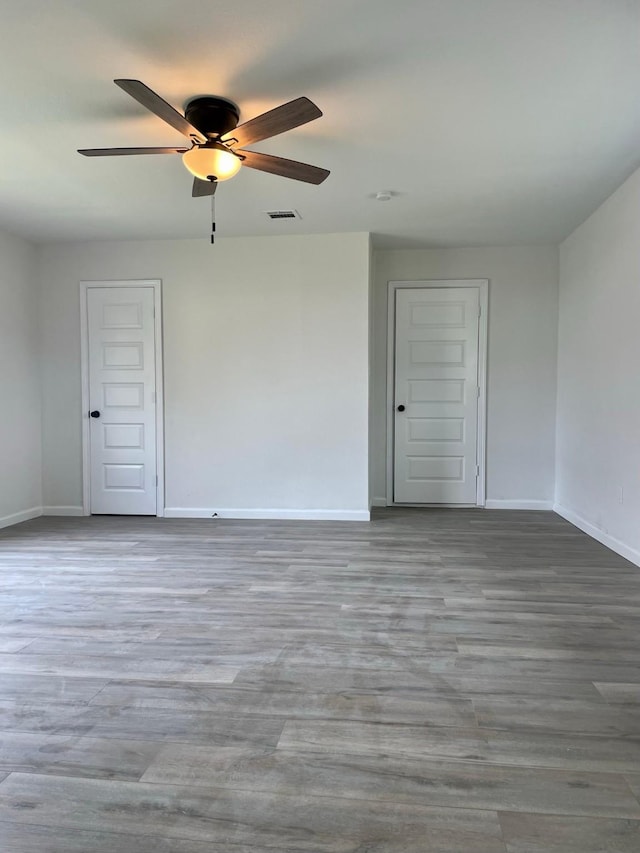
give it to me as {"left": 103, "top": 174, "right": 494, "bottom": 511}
{"left": 1, "top": 0, "right": 639, "bottom": 247}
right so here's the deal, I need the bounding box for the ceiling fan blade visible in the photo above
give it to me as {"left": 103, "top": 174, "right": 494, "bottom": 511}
{"left": 114, "top": 79, "right": 206, "bottom": 143}
{"left": 78, "top": 147, "right": 188, "bottom": 157}
{"left": 238, "top": 150, "right": 329, "bottom": 185}
{"left": 222, "top": 97, "right": 321, "bottom": 148}
{"left": 192, "top": 178, "right": 218, "bottom": 197}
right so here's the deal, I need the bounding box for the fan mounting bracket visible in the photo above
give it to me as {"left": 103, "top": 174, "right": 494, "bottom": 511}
{"left": 184, "top": 96, "right": 240, "bottom": 139}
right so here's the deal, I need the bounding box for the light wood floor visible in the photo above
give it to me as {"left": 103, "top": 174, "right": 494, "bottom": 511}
{"left": 0, "top": 509, "right": 639, "bottom": 851}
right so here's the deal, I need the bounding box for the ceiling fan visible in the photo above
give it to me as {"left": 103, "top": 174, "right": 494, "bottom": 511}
{"left": 78, "top": 79, "right": 330, "bottom": 197}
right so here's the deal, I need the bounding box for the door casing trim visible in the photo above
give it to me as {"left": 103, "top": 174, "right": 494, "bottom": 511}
{"left": 80, "top": 279, "right": 165, "bottom": 517}
{"left": 385, "top": 279, "right": 488, "bottom": 508}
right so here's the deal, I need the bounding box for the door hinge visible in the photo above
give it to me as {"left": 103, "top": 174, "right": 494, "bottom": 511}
{"left": 156, "top": 475, "right": 158, "bottom": 486}
{"left": 477, "top": 386, "right": 480, "bottom": 398}
{"left": 478, "top": 303, "right": 481, "bottom": 317}
{"left": 476, "top": 464, "right": 480, "bottom": 477}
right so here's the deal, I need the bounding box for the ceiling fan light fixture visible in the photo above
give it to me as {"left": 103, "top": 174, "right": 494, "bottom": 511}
{"left": 182, "top": 142, "right": 242, "bottom": 182}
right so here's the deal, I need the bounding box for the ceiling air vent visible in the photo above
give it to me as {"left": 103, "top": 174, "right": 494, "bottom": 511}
{"left": 264, "top": 209, "right": 301, "bottom": 220}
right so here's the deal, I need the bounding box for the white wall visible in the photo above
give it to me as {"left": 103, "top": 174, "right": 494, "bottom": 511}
{"left": 556, "top": 166, "right": 640, "bottom": 564}
{"left": 0, "top": 229, "right": 42, "bottom": 527}
{"left": 38, "top": 232, "right": 370, "bottom": 520}
{"left": 371, "top": 246, "right": 559, "bottom": 507}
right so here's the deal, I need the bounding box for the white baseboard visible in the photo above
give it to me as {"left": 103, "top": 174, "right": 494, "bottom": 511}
{"left": 373, "top": 498, "right": 552, "bottom": 510}
{"left": 43, "top": 506, "right": 85, "bottom": 516}
{"left": 485, "top": 499, "right": 553, "bottom": 510}
{"left": 0, "top": 506, "right": 42, "bottom": 530}
{"left": 164, "top": 507, "right": 370, "bottom": 522}
{"left": 553, "top": 503, "right": 640, "bottom": 569}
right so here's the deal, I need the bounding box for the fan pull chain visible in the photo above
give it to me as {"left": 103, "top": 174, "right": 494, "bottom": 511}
{"left": 210, "top": 192, "right": 216, "bottom": 245}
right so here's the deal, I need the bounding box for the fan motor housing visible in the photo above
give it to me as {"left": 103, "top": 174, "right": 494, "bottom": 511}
{"left": 184, "top": 96, "right": 240, "bottom": 139}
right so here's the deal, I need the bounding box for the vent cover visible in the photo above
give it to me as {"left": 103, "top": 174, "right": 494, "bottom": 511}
{"left": 264, "top": 209, "right": 301, "bottom": 220}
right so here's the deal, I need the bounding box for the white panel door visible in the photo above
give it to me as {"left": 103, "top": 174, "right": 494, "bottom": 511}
{"left": 394, "top": 287, "right": 480, "bottom": 504}
{"left": 87, "top": 287, "right": 157, "bottom": 514}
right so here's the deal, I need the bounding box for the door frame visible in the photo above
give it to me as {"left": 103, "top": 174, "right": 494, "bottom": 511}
{"left": 385, "top": 279, "right": 488, "bottom": 508}
{"left": 79, "top": 279, "right": 165, "bottom": 517}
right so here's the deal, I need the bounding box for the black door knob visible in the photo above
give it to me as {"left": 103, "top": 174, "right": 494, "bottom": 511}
{"left": 90, "top": 410, "right": 100, "bottom": 418}
{"left": 397, "top": 404, "right": 406, "bottom": 412}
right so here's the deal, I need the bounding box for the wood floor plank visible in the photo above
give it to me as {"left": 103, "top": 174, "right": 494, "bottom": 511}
{"left": 0, "top": 821, "right": 227, "bottom": 853}
{"left": 457, "top": 640, "right": 640, "bottom": 663}
{"left": 0, "top": 731, "right": 160, "bottom": 780}
{"left": 234, "top": 663, "right": 604, "bottom": 700}
{"left": 0, "top": 773, "right": 508, "bottom": 852}
{"left": 89, "top": 682, "right": 477, "bottom": 726}
{"left": 473, "top": 696, "right": 640, "bottom": 735}
{"left": 278, "top": 718, "right": 640, "bottom": 773}
{"left": 141, "top": 745, "right": 640, "bottom": 818}
{"left": 0, "top": 653, "right": 239, "bottom": 684}
{"left": 593, "top": 681, "right": 640, "bottom": 705}
{"left": 85, "top": 706, "right": 286, "bottom": 747}
{"left": 499, "top": 811, "right": 640, "bottom": 852}
{"left": 0, "top": 673, "right": 106, "bottom": 703}
{"left": 20, "top": 637, "right": 281, "bottom": 666}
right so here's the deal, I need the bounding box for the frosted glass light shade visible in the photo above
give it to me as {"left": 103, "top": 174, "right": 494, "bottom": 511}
{"left": 182, "top": 142, "right": 241, "bottom": 181}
